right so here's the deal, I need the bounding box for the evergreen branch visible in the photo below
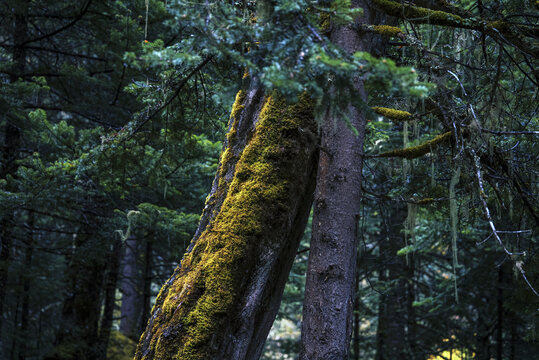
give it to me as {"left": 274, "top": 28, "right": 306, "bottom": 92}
{"left": 21, "top": 0, "right": 93, "bottom": 46}
{"left": 372, "top": 0, "right": 539, "bottom": 58}
{"left": 376, "top": 131, "right": 451, "bottom": 159}
{"left": 128, "top": 55, "right": 214, "bottom": 138}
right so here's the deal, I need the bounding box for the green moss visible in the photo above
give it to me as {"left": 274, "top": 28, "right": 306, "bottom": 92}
{"left": 219, "top": 90, "right": 246, "bottom": 182}
{"left": 373, "top": 0, "right": 469, "bottom": 28}
{"left": 319, "top": 12, "right": 331, "bottom": 32}
{"left": 371, "top": 25, "right": 403, "bottom": 37}
{"left": 227, "top": 90, "right": 246, "bottom": 144}
{"left": 107, "top": 331, "right": 136, "bottom": 360}
{"left": 416, "top": 198, "right": 434, "bottom": 205}
{"left": 372, "top": 106, "right": 412, "bottom": 121}
{"left": 487, "top": 20, "right": 509, "bottom": 32}
{"left": 378, "top": 131, "right": 451, "bottom": 159}
{"left": 136, "top": 93, "right": 314, "bottom": 360}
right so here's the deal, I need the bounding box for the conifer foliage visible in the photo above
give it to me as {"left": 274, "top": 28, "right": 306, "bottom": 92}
{"left": 1, "top": 1, "right": 537, "bottom": 359}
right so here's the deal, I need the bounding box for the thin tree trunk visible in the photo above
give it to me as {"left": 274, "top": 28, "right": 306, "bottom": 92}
{"left": 97, "top": 236, "right": 123, "bottom": 360}
{"left": 406, "top": 252, "right": 416, "bottom": 357}
{"left": 134, "top": 81, "right": 319, "bottom": 359}
{"left": 140, "top": 235, "right": 153, "bottom": 336}
{"left": 120, "top": 235, "right": 141, "bottom": 339}
{"left": 299, "top": 1, "right": 374, "bottom": 358}
{"left": 10, "top": 292, "right": 21, "bottom": 360}
{"left": 496, "top": 265, "right": 504, "bottom": 360}
{"left": 375, "top": 204, "right": 408, "bottom": 360}
{"left": 45, "top": 231, "right": 106, "bottom": 360}
{"left": 18, "top": 222, "right": 34, "bottom": 360}
{"left": 0, "top": 1, "right": 28, "bottom": 347}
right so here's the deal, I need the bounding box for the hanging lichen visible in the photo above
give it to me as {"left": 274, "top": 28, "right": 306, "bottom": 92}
{"left": 378, "top": 131, "right": 451, "bottom": 160}
{"left": 449, "top": 166, "right": 461, "bottom": 303}
{"left": 116, "top": 210, "right": 140, "bottom": 242}
{"left": 404, "top": 203, "right": 418, "bottom": 266}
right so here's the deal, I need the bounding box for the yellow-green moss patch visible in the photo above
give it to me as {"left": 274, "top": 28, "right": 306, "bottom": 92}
{"left": 373, "top": 0, "right": 469, "bottom": 29}
{"left": 378, "top": 131, "right": 451, "bottom": 159}
{"left": 372, "top": 106, "right": 412, "bottom": 121}
{"left": 107, "top": 331, "right": 136, "bottom": 360}
{"left": 371, "top": 25, "right": 403, "bottom": 37}
{"left": 137, "top": 93, "right": 314, "bottom": 360}
{"left": 415, "top": 198, "right": 435, "bottom": 205}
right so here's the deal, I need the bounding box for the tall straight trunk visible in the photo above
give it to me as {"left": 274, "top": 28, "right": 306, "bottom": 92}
{"left": 45, "top": 231, "right": 106, "bottom": 360}
{"left": 0, "top": 1, "right": 28, "bottom": 346}
{"left": 140, "top": 235, "right": 153, "bottom": 336}
{"left": 97, "top": 236, "right": 123, "bottom": 360}
{"left": 134, "top": 80, "right": 319, "bottom": 360}
{"left": 299, "top": 1, "right": 375, "bottom": 358}
{"left": 406, "top": 252, "right": 416, "bottom": 356}
{"left": 18, "top": 221, "right": 34, "bottom": 360}
{"left": 375, "top": 204, "right": 408, "bottom": 360}
{"left": 10, "top": 293, "right": 21, "bottom": 360}
{"left": 496, "top": 265, "right": 504, "bottom": 360}
{"left": 120, "top": 235, "right": 141, "bottom": 339}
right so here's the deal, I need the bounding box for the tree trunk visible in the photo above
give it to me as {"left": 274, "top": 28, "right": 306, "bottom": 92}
{"left": 299, "top": 1, "right": 374, "bottom": 358}
{"left": 45, "top": 231, "right": 106, "bottom": 360}
{"left": 496, "top": 265, "right": 504, "bottom": 360}
{"left": 18, "top": 223, "right": 34, "bottom": 360}
{"left": 352, "top": 267, "right": 360, "bottom": 360}
{"left": 97, "top": 236, "right": 123, "bottom": 360}
{"left": 120, "top": 235, "right": 142, "bottom": 340}
{"left": 140, "top": 235, "right": 153, "bottom": 336}
{"left": 0, "top": 1, "right": 28, "bottom": 347}
{"left": 375, "top": 204, "right": 408, "bottom": 360}
{"left": 134, "top": 80, "right": 319, "bottom": 360}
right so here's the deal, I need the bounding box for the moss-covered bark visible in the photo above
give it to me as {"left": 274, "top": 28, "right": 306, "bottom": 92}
{"left": 372, "top": 106, "right": 412, "bottom": 121}
{"left": 135, "top": 84, "right": 319, "bottom": 360}
{"left": 378, "top": 131, "right": 451, "bottom": 159}
{"left": 372, "top": 0, "right": 538, "bottom": 58}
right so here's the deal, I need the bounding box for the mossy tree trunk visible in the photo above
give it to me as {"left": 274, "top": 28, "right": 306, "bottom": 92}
{"left": 134, "top": 78, "right": 319, "bottom": 360}
{"left": 299, "top": 1, "right": 376, "bottom": 358}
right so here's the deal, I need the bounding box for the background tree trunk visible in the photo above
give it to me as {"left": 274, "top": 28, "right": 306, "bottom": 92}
{"left": 134, "top": 80, "right": 319, "bottom": 360}
{"left": 120, "top": 235, "right": 142, "bottom": 340}
{"left": 140, "top": 235, "right": 153, "bottom": 336}
{"left": 97, "top": 236, "right": 123, "bottom": 360}
{"left": 375, "top": 204, "right": 408, "bottom": 360}
{"left": 44, "top": 231, "right": 106, "bottom": 360}
{"left": 299, "top": 1, "right": 375, "bottom": 358}
{"left": 0, "top": 2, "right": 28, "bottom": 348}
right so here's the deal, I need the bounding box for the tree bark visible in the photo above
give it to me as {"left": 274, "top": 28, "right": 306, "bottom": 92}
{"left": 496, "top": 265, "right": 504, "bottom": 360}
{"left": 120, "top": 235, "right": 142, "bottom": 340}
{"left": 0, "top": 1, "right": 28, "bottom": 347}
{"left": 18, "top": 216, "right": 34, "bottom": 360}
{"left": 299, "top": 1, "right": 375, "bottom": 358}
{"left": 140, "top": 235, "right": 153, "bottom": 336}
{"left": 44, "top": 231, "right": 106, "bottom": 360}
{"left": 375, "top": 204, "right": 408, "bottom": 360}
{"left": 134, "top": 79, "right": 319, "bottom": 360}
{"left": 97, "top": 236, "right": 123, "bottom": 360}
